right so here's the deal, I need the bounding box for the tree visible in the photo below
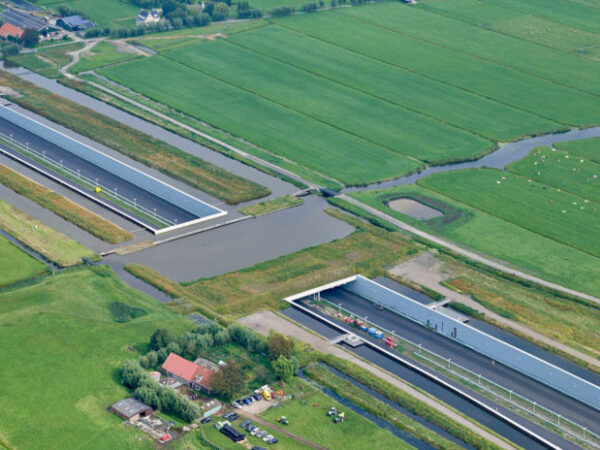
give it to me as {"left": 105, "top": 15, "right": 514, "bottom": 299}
{"left": 21, "top": 29, "right": 39, "bottom": 48}
{"left": 150, "top": 328, "right": 174, "bottom": 350}
{"left": 272, "top": 355, "right": 294, "bottom": 382}
{"left": 211, "top": 361, "right": 245, "bottom": 400}
{"left": 211, "top": 2, "right": 229, "bottom": 21}
{"left": 267, "top": 333, "right": 293, "bottom": 360}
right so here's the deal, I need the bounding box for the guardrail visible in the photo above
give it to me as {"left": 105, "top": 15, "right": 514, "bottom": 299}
{"left": 316, "top": 295, "right": 600, "bottom": 449}
{"left": 0, "top": 133, "right": 174, "bottom": 227}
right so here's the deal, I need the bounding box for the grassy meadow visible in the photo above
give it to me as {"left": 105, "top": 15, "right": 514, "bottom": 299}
{"left": 97, "top": 1, "right": 600, "bottom": 186}
{"left": 0, "top": 266, "right": 192, "bottom": 450}
{"left": 350, "top": 185, "right": 600, "bottom": 298}
{"left": 0, "top": 236, "right": 46, "bottom": 287}
{"left": 555, "top": 138, "right": 600, "bottom": 162}
{"left": 69, "top": 41, "right": 140, "bottom": 74}
{"left": 0, "top": 199, "right": 98, "bottom": 267}
{"left": 39, "top": 0, "right": 140, "bottom": 28}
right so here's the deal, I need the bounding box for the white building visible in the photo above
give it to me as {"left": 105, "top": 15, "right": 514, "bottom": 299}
{"left": 136, "top": 9, "right": 161, "bottom": 26}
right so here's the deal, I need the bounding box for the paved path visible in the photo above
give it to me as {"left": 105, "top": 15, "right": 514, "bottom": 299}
{"left": 340, "top": 194, "right": 600, "bottom": 307}
{"left": 236, "top": 410, "right": 327, "bottom": 450}
{"left": 390, "top": 254, "right": 600, "bottom": 370}
{"left": 240, "top": 310, "right": 515, "bottom": 449}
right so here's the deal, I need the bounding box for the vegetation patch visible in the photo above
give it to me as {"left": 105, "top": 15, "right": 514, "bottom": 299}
{"left": 0, "top": 199, "right": 98, "bottom": 267}
{"left": 109, "top": 301, "right": 148, "bottom": 322}
{"left": 0, "top": 235, "right": 47, "bottom": 287}
{"left": 0, "top": 70, "right": 270, "bottom": 205}
{"left": 0, "top": 266, "right": 192, "bottom": 449}
{"left": 555, "top": 137, "right": 600, "bottom": 163}
{"left": 240, "top": 194, "right": 303, "bottom": 216}
{"left": 69, "top": 41, "right": 141, "bottom": 73}
{"left": 0, "top": 164, "right": 133, "bottom": 243}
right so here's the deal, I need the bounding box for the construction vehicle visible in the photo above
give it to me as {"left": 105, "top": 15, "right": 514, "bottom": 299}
{"left": 277, "top": 416, "right": 289, "bottom": 425}
{"left": 333, "top": 412, "right": 346, "bottom": 424}
{"left": 262, "top": 390, "right": 272, "bottom": 400}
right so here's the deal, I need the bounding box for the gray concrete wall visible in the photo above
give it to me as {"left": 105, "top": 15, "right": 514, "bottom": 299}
{"left": 346, "top": 275, "right": 600, "bottom": 411}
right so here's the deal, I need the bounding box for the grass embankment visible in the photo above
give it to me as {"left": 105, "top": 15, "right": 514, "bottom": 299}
{"left": 240, "top": 195, "right": 303, "bottom": 216}
{"left": 260, "top": 378, "right": 408, "bottom": 449}
{"left": 69, "top": 41, "right": 140, "bottom": 74}
{"left": 0, "top": 199, "right": 98, "bottom": 266}
{"left": 443, "top": 274, "right": 600, "bottom": 362}
{"left": 125, "top": 210, "right": 419, "bottom": 320}
{"left": 0, "top": 235, "right": 47, "bottom": 287}
{"left": 350, "top": 184, "right": 600, "bottom": 298}
{"left": 319, "top": 354, "right": 506, "bottom": 450}
{"left": 0, "top": 266, "right": 193, "bottom": 449}
{"left": 305, "top": 365, "right": 460, "bottom": 449}
{"left": 0, "top": 71, "right": 270, "bottom": 205}
{"left": 0, "top": 164, "right": 132, "bottom": 243}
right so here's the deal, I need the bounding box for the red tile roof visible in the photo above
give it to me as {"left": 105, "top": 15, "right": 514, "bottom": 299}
{"left": 162, "top": 353, "right": 201, "bottom": 383}
{"left": 0, "top": 23, "right": 23, "bottom": 39}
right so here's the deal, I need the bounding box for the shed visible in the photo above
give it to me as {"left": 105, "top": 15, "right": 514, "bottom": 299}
{"left": 57, "top": 15, "right": 96, "bottom": 31}
{"left": 111, "top": 398, "right": 153, "bottom": 422}
{"left": 202, "top": 399, "right": 222, "bottom": 418}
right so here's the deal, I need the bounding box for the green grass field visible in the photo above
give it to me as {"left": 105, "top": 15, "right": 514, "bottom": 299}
{"left": 260, "top": 382, "right": 407, "bottom": 449}
{"left": 40, "top": 0, "right": 140, "bottom": 28}
{"left": 507, "top": 146, "right": 600, "bottom": 204}
{"left": 0, "top": 199, "right": 98, "bottom": 267}
{"left": 69, "top": 41, "right": 140, "bottom": 74}
{"left": 555, "top": 137, "right": 600, "bottom": 162}
{"left": 97, "top": 2, "right": 600, "bottom": 186}
{"left": 240, "top": 194, "right": 303, "bottom": 216}
{"left": 420, "top": 168, "right": 600, "bottom": 258}
{"left": 350, "top": 184, "right": 600, "bottom": 298}
{"left": 0, "top": 266, "right": 192, "bottom": 449}
{"left": 0, "top": 236, "right": 46, "bottom": 287}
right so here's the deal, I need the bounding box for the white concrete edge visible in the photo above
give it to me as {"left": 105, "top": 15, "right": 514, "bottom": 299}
{"left": 283, "top": 275, "right": 358, "bottom": 302}
{"left": 2, "top": 104, "right": 227, "bottom": 217}
{"left": 357, "top": 275, "right": 600, "bottom": 392}
{"left": 286, "top": 299, "right": 559, "bottom": 450}
{"left": 154, "top": 210, "right": 227, "bottom": 235}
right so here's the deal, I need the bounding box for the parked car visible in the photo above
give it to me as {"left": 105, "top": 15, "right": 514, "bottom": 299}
{"left": 327, "top": 407, "right": 338, "bottom": 417}
{"left": 256, "top": 430, "right": 267, "bottom": 438}
{"left": 240, "top": 420, "right": 251, "bottom": 429}
{"left": 200, "top": 417, "right": 213, "bottom": 424}
{"left": 267, "top": 438, "right": 278, "bottom": 444}
{"left": 263, "top": 434, "right": 274, "bottom": 442}
{"left": 232, "top": 401, "right": 242, "bottom": 408}
{"left": 229, "top": 413, "right": 239, "bottom": 421}
{"left": 223, "top": 412, "right": 234, "bottom": 419}
{"left": 252, "top": 446, "right": 266, "bottom": 450}
{"left": 252, "top": 393, "right": 261, "bottom": 401}
{"left": 250, "top": 427, "right": 260, "bottom": 436}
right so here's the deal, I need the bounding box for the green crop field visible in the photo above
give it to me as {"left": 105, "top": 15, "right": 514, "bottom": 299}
{"left": 507, "top": 146, "right": 600, "bottom": 204}
{"left": 420, "top": 168, "right": 600, "bottom": 258}
{"left": 97, "top": 2, "right": 600, "bottom": 186}
{"left": 40, "top": 0, "right": 140, "bottom": 28}
{"left": 0, "top": 266, "right": 192, "bottom": 450}
{"left": 350, "top": 184, "right": 600, "bottom": 298}
{"left": 0, "top": 236, "right": 46, "bottom": 287}
{"left": 555, "top": 138, "right": 600, "bottom": 163}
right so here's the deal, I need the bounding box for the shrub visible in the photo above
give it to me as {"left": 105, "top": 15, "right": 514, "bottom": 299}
{"left": 109, "top": 301, "right": 147, "bottom": 323}
{"left": 270, "top": 5, "right": 295, "bottom": 16}
{"left": 303, "top": 2, "right": 318, "bottom": 12}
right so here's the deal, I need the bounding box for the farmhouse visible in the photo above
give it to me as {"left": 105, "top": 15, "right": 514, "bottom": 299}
{"left": 57, "top": 15, "right": 96, "bottom": 32}
{"left": 0, "top": 8, "right": 55, "bottom": 33}
{"left": 136, "top": 9, "right": 161, "bottom": 25}
{"left": 161, "top": 353, "right": 217, "bottom": 394}
{"left": 0, "top": 23, "right": 24, "bottom": 39}
{"left": 111, "top": 398, "right": 153, "bottom": 423}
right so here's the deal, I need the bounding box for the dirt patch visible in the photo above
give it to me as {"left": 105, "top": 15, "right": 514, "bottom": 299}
{"left": 387, "top": 197, "right": 444, "bottom": 220}
{"left": 0, "top": 86, "right": 22, "bottom": 97}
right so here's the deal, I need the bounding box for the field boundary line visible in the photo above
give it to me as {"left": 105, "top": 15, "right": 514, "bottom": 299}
{"left": 338, "top": 194, "right": 600, "bottom": 307}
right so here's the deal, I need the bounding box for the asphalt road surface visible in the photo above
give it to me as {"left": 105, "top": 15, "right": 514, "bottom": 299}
{"left": 282, "top": 306, "right": 564, "bottom": 450}
{"left": 0, "top": 116, "right": 198, "bottom": 226}
{"left": 321, "top": 287, "right": 600, "bottom": 435}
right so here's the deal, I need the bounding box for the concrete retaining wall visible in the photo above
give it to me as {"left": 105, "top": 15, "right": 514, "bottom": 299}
{"left": 345, "top": 275, "right": 600, "bottom": 411}
{"left": 0, "top": 105, "right": 224, "bottom": 219}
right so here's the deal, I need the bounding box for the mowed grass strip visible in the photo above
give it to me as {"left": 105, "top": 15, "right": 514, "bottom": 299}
{"left": 0, "top": 235, "right": 46, "bottom": 287}
{"left": 165, "top": 38, "right": 492, "bottom": 164}
{"left": 507, "top": 146, "right": 600, "bottom": 204}
{"left": 227, "top": 24, "right": 559, "bottom": 142}
{"left": 0, "top": 199, "right": 98, "bottom": 266}
{"left": 0, "top": 164, "right": 133, "bottom": 243}
{"left": 69, "top": 41, "right": 140, "bottom": 74}
{"left": 350, "top": 184, "right": 600, "bottom": 298}
{"left": 0, "top": 266, "right": 192, "bottom": 450}
{"left": 240, "top": 194, "right": 303, "bottom": 216}
{"left": 0, "top": 71, "right": 269, "bottom": 204}
{"left": 274, "top": 11, "right": 600, "bottom": 126}
{"left": 419, "top": 167, "right": 600, "bottom": 257}
{"left": 100, "top": 56, "right": 421, "bottom": 185}
{"left": 342, "top": 2, "right": 600, "bottom": 95}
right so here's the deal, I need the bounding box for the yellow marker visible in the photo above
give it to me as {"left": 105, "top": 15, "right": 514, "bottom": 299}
{"left": 96, "top": 187, "right": 101, "bottom": 193}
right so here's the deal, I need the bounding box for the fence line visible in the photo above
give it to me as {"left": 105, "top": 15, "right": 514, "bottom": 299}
{"left": 316, "top": 295, "right": 600, "bottom": 449}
